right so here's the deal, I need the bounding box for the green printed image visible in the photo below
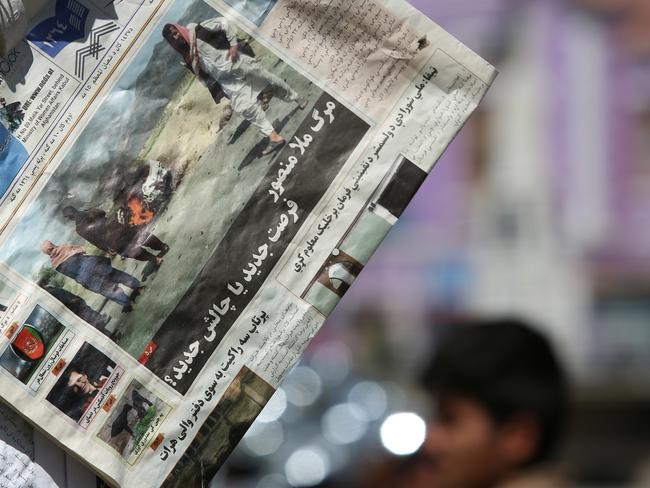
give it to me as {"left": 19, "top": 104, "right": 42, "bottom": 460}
{"left": 96, "top": 380, "right": 171, "bottom": 464}
{"left": 303, "top": 156, "right": 426, "bottom": 315}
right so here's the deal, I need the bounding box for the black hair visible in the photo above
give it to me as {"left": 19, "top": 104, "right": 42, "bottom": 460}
{"left": 45, "top": 343, "right": 116, "bottom": 421}
{"left": 60, "top": 366, "right": 84, "bottom": 389}
{"left": 162, "top": 24, "right": 188, "bottom": 50}
{"left": 422, "top": 317, "right": 568, "bottom": 466}
{"left": 162, "top": 24, "right": 191, "bottom": 67}
{"left": 162, "top": 23, "right": 176, "bottom": 43}
{"left": 45, "top": 367, "right": 89, "bottom": 421}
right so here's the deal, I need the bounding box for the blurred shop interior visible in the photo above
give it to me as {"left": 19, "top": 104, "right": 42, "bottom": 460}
{"left": 213, "top": 0, "right": 650, "bottom": 487}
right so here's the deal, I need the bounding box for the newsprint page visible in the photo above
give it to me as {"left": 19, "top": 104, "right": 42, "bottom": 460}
{"left": 0, "top": 0, "right": 496, "bottom": 486}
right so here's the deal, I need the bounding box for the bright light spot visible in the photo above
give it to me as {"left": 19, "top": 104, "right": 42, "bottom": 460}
{"left": 243, "top": 421, "right": 284, "bottom": 456}
{"left": 285, "top": 446, "right": 330, "bottom": 487}
{"left": 258, "top": 388, "right": 288, "bottom": 423}
{"left": 380, "top": 412, "right": 426, "bottom": 456}
{"left": 283, "top": 366, "right": 322, "bottom": 407}
{"left": 322, "top": 403, "right": 369, "bottom": 445}
{"left": 348, "top": 381, "right": 388, "bottom": 421}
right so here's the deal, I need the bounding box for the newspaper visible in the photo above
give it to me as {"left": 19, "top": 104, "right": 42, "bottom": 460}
{"left": 0, "top": 0, "right": 496, "bottom": 486}
{"left": 0, "top": 403, "right": 58, "bottom": 487}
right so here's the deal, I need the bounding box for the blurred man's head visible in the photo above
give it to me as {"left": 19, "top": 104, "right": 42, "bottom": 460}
{"left": 419, "top": 318, "right": 568, "bottom": 488}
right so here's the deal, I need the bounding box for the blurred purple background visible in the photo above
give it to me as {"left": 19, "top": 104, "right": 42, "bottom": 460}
{"left": 215, "top": 1, "right": 650, "bottom": 487}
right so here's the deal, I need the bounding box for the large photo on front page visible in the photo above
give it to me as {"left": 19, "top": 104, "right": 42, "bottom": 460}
{"left": 0, "top": 0, "right": 369, "bottom": 394}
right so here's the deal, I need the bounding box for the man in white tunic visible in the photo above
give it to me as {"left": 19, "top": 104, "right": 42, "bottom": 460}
{"left": 163, "top": 17, "right": 306, "bottom": 155}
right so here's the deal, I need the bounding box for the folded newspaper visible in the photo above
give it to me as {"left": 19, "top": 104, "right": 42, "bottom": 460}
{"left": 0, "top": 0, "right": 496, "bottom": 486}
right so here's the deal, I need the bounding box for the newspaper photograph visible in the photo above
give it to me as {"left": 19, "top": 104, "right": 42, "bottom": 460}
{"left": 0, "top": 0, "right": 497, "bottom": 486}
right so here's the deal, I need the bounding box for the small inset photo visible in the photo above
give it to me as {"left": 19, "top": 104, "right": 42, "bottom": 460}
{"left": 369, "top": 155, "right": 427, "bottom": 225}
{"left": 45, "top": 342, "right": 120, "bottom": 426}
{"left": 301, "top": 155, "right": 427, "bottom": 316}
{"left": 0, "top": 305, "right": 66, "bottom": 386}
{"left": 96, "top": 380, "right": 171, "bottom": 465}
{"left": 316, "top": 250, "right": 364, "bottom": 298}
{"left": 0, "top": 280, "right": 19, "bottom": 316}
{"left": 302, "top": 249, "right": 364, "bottom": 316}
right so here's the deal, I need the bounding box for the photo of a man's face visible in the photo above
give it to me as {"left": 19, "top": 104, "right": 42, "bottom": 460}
{"left": 67, "top": 370, "right": 94, "bottom": 396}
{"left": 46, "top": 342, "right": 117, "bottom": 424}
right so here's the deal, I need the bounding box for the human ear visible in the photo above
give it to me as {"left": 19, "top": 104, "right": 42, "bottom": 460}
{"left": 499, "top": 413, "right": 540, "bottom": 467}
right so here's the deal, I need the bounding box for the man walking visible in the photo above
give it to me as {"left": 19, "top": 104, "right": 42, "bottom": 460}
{"left": 163, "top": 17, "right": 307, "bottom": 156}
{"left": 40, "top": 241, "right": 143, "bottom": 313}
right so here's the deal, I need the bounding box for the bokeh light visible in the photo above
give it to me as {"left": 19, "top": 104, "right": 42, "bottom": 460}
{"left": 322, "top": 402, "right": 369, "bottom": 445}
{"left": 256, "top": 474, "right": 289, "bottom": 488}
{"left": 243, "top": 421, "right": 284, "bottom": 457}
{"left": 257, "top": 388, "right": 288, "bottom": 423}
{"left": 284, "top": 446, "right": 331, "bottom": 487}
{"left": 348, "top": 381, "right": 388, "bottom": 421}
{"left": 380, "top": 412, "right": 426, "bottom": 456}
{"left": 283, "top": 366, "right": 323, "bottom": 407}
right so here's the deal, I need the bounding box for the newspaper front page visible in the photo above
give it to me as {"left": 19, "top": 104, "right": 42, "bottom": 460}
{"left": 0, "top": 0, "right": 496, "bottom": 485}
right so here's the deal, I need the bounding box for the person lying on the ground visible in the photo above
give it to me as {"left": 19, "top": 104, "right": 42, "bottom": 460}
{"left": 40, "top": 240, "right": 143, "bottom": 313}
{"left": 163, "top": 18, "right": 307, "bottom": 156}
